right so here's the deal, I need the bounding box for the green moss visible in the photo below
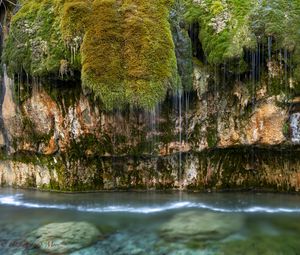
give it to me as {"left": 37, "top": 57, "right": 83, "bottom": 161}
{"left": 184, "top": 0, "right": 257, "bottom": 65}
{"left": 60, "top": 1, "right": 91, "bottom": 47}
{"left": 80, "top": 0, "right": 126, "bottom": 109}
{"left": 81, "top": 0, "right": 179, "bottom": 109}
{"left": 3, "top": 0, "right": 79, "bottom": 78}
{"left": 4, "top": 0, "right": 179, "bottom": 110}
{"left": 195, "top": 0, "right": 290, "bottom": 64}
{"left": 5, "top": 0, "right": 300, "bottom": 109}
{"left": 183, "top": 0, "right": 300, "bottom": 91}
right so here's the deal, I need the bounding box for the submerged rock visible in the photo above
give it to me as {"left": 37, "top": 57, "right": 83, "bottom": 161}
{"left": 27, "top": 222, "right": 101, "bottom": 254}
{"left": 160, "top": 211, "right": 244, "bottom": 242}
{"left": 219, "top": 235, "right": 300, "bottom": 255}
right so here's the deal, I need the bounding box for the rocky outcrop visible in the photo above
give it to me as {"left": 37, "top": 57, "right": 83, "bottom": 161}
{"left": 1, "top": 147, "right": 300, "bottom": 192}
{"left": 0, "top": 64, "right": 299, "bottom": 192}
{"left": 0, "top": 160, "right": 52, "bottom": 188}
{"left": 0, "top": 0, "right": 300, "bottom": 192}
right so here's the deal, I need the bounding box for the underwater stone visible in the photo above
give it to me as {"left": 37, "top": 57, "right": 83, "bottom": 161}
{"left": 160, "top": 211, "right": 244, "bottom": 242}
{"left": 219, "top": 235, "right": 300, "bottom": 255}
{"left": 27, "top": 222, "right": 101, "bottom": 254}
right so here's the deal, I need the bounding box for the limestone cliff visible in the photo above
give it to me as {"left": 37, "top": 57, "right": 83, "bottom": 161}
{"left": 0, "top": 0, "right": 300, "bottom": 191}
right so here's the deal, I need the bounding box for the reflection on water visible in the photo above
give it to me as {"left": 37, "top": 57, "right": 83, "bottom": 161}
{"left": 1, "top": 188, "right": 300, "bottom": 254}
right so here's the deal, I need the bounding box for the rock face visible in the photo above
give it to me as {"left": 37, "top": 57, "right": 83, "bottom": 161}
{"left": 27, "top": 222, "right": 101, "bottom": 254}
{"left": 0, "top": 160, "right": 52, "bottom": 188}
{"left": 0, "top": 1, "right": 300, "bottom": 192}
{"left": 0, "top": 76, "right": 299, "bottom": 191}
{"left": 160, "top": 211, "right": 244, "bottom": 242}
{"left": 1, "top": 148, "right": 300, "bottom": 191}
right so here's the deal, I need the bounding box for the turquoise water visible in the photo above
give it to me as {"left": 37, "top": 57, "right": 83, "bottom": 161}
{"left": 1, "top": 188, "right": 300, "bottom": 254}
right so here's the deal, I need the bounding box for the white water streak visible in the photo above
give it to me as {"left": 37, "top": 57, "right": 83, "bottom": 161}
{"left": 1, "top": 194, "right": 300, "bottom": 214}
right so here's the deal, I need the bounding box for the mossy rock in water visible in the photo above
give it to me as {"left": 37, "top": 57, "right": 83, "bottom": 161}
{"left": 159, "top": 211, "right": 244, "bottom": 243}
{"left": 26, "top": 221, "right": 101, "bottom": 253}
{"left": 219, "top": 235, "right": 300, "bottom": 255}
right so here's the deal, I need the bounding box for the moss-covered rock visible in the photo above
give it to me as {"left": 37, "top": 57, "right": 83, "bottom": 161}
{"left": 184, "top": 0, "right": 257, "bottom": 65}
{"left": 81, "top": 0, "right": 179, "bottom": 109}
{"left": 182, "top": 0, "right": 300, "bottom": 99}
{"left": 4, "top": 0, "right": 300, "bottom": 108}
{"left": 3, "top": 0, "right": 77, "bottom": 77}
{"left": 160, "top": 211, "right": 244, "bottom": 242}
{"left": 4, "top": 0, "right": 179, "bottom": 109}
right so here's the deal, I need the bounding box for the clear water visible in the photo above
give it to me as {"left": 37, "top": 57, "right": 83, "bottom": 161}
{"left": 1, "top": 188, "right": 300, "bottom": 254}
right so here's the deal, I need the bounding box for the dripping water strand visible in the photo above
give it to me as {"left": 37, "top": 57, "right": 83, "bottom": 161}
{"left": 185, "top": 91, "right": 189, "bottom": 142}
{"left": 0, "top": 65, "right": 10, "bottom": 151}
{"left": 178, "top": 89, "right": 182, "bottom": 187}
{"left": 267, "top": 36, "right": 272, "bottom": 91}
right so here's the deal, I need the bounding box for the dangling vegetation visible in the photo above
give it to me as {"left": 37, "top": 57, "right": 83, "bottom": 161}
{"left": 3, "top": 0, "right": 78, "bottom": 77}
{"left": 80, "top": 0, "right": 126, "bottom": 109}
{"left": 184, "top": 0, "right": 300, "bottom": 93}
{"left": 80, "top": 0, "right": 179, "bottom": 109}
{"left": 3, "top": 0, "right": 179, "bottom": 109}
{"left": 4, "top": 0, "right": 300, "bottom": 108}
{"left": 184, "top": 0, "right": 257, "bottom": 65}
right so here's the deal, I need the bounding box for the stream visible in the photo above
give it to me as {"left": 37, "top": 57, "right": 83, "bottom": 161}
{"left": 1, "top": 188, "right": 300, "bottom": 254}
